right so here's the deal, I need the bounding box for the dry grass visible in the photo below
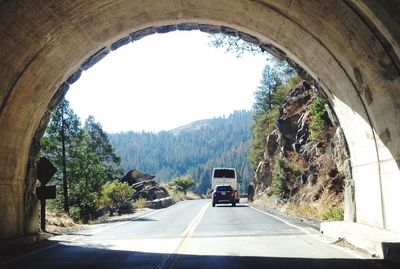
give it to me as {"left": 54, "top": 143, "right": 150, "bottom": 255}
{"left": 253, "top": 185, "right": 344, "bottom": 221}
{"left": 284, "top": 202, "right": 319, "bottom": 219}
{"left": 170, "top": 190, "right": 186, "bottom": 202}
{"left": 133, "top": 197, "right": 147, "bottom": 209}
{"left": 161, "top": 183, "right": 201, "bottom": 202}
{"left": 185, "top": 191, "right": 202, "bottom": 200}
{"left": 169, "top": 190, "right": 201, "bottom": 202}
{"left": 253, "top": 192, "right": 279, "bottom": 209}
{"left": 317, "top": 188, "right": 344, "bottom": 220}
{"left": 277, "top": 148, "right": 344, "bottom": 221}
{"left": 44, "top": 210, "right": 83, "bottom": 234}
{"left": 285, "top": 187, "right": 344, "bottom": 221}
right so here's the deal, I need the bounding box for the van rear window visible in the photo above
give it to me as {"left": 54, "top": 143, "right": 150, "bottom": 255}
{"left": 216, "top": 185, "right": 233, "bottom": 191}
{"left": 213, "top": 169, "right": 235, "bottom": 178}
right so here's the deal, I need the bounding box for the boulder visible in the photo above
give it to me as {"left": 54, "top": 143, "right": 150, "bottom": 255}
{"left": 265, "top": 131, "right": 278, "bottom": 158}
{"left": 295, "top": 111, "right": 309, "bottom": 145}
{"left": 253, "top": 161, "right": 272, "bottom": 192}
{"left": 121, "top": 169, "right": 169, "bottom": 202}
{"left": 299, "top": 141, "right": 318, "bottom": 159}
{"left": 276, "top": 114, "right": 301, "bottom": 148}
{"left": 121, "top": 169, "right": 155, "bottom": 185}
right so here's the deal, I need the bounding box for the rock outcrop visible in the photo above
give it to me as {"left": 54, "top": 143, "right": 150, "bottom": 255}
{"left": 121, "top": 169, "right": 170, "bottom": 201}
{"left": 252, "top": 81, "right": 354, "bottom": 219}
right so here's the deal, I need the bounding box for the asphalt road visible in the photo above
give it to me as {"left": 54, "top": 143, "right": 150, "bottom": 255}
{"left": 1, "top": 199, "right": 397, "bottom": 269}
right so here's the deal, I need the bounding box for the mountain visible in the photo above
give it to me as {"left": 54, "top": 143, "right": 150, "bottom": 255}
{"left": 108, "top": 110, "right": 254, "bottom": 194}
{"left": 170, "top": 119, "right": 213, "bottom": 135}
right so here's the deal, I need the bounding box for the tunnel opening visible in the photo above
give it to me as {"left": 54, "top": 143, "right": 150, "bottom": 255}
{"left": 31, "top": 26, "right": 351, "bottom": 231}
{"left": 36, "top": 29, "right": 268, "bottom": 225}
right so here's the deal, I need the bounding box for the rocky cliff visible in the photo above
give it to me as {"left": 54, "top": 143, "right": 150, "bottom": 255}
{"left": 252, "top": 82, "right": 354, "bottom": 221}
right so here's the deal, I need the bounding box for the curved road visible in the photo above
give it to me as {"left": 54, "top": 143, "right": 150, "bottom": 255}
{"left": 1, "top": 199, "right": 396, "bottom": 269}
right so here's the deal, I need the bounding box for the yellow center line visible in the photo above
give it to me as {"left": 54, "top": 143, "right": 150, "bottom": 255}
{"left": 177, "top": 203, "right": 209, "bottom": 253}
{"left": 156, "top": 202, "right": 210, "bottom": 269}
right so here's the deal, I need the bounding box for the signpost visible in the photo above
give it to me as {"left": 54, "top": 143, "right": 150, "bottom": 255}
{"left": 36, "top": 157, "right": 57, "bottom": 232}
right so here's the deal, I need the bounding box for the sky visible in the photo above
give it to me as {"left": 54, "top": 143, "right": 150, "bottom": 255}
{"left": 66, "top": 31, "right": 267, "bottom": 133}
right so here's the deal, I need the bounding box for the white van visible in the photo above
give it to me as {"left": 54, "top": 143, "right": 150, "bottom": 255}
{"left": 211, "top": 168, "right": 240, "bottom": 203}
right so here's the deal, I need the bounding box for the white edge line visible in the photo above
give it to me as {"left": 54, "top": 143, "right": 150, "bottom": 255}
{"left": 67, "top": 209, "right": 163, "bottom": 241}
{"left": 249, "top": 205, "right": 311, "bottom": 234}
{"left": 248, "top": 204, "right": 364, "bottom": 259}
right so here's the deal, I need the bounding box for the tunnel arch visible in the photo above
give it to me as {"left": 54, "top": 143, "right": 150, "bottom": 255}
{"left": 0, "top": 0, "right": 399, "bottom": 239}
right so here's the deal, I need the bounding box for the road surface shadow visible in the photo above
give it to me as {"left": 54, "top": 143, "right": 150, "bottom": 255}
{"left": 93, "top": 215, "right": 155, "bottom": 224}
{"left": 214, "top": 204, "right": 249, "bottom": 208}
{"left": 91, "top": 216, "right": 157, "bottom": 225}
{"left": 2, "top": 242, "right": 399, "bottom": 269}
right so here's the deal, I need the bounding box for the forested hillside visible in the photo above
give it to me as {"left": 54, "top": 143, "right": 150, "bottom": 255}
{"left": 108, "top": 110, "right": 254, "bottom": 194}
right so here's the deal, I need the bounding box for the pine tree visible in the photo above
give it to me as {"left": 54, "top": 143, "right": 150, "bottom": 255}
{"left": 41, "top": 101, "right": 124, "bottom": 220}
{"left": 66, "top": 117, "right": 124, "bottom": 220}
{"left": 67, "top": 132, "right": 108, "bottom": 221}
{"left": 253, "top": 65, "right": 282, "bottom": 117}
{"left": 41, "top": 99, "right": 82, "bottom": 212}
{"left": 84, "top": 116, "right": 123, "bottom": 180}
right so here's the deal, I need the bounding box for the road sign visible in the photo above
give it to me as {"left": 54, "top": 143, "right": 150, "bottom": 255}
{"left": 36, "top": 185, "right": 56, "bottom": 200}
{"left": 37, "top": 157, "right": 57, "bottom": 186}
{"left": 36, "top": 185, "right": 56, "bottom": 232}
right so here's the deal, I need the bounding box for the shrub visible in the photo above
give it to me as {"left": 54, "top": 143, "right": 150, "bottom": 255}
{"left": 271, "top": 156, "right": 291, "bottom": 199}
{"left": 271, "top": 155, "right": 302, "bottom": 199}
{"left": 168, "top": 176, "right": 195, "bottom": 194}
{"left": 310, "top": 98, "right": 328, "bottom": 141}
{"left": 68, "top": 191, "right": 98, "bottom": 222}
{"left": 97, "top": 181, "right": 134, "bottom": 215}
{"left": 68, "top": 206, "right": 83, "bottom": 222}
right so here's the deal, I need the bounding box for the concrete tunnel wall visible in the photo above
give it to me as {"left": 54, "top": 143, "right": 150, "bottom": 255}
{"left": 0, "top": 0, "right": 399, "bottom": 239}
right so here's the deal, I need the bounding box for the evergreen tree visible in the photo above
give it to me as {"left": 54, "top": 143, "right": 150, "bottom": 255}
{"left": 41, "top": 100, "right": 124, "bottom": 220}
{"left": 84, "top": 116, "right": 124, "bottom": 179}
{"left": 208, "top": 33, "right": 263, "bottom": 57}
{"left": 67, "top": 132, "right": 109, "bottom": 221}
{"left": 268, "top": 58, "right": 297, "bottom": 83}
{"left": 253, "top": 65, "right": 282, "bottom": 117}
{"left": 41, "top": 99, "right": 82, "bottom": 212}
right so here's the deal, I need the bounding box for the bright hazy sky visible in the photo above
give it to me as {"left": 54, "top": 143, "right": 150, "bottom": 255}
{"left": 66, "top": 31, "right": 267, "bottom": 133}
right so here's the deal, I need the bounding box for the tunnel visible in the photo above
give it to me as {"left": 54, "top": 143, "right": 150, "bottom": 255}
{"left": 0, "top": 0, "right": 399, "bottom": 240}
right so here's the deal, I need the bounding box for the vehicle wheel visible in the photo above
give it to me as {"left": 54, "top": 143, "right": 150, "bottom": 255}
{"left": 212, "top": 202, "right": 215, "bottom": 207}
